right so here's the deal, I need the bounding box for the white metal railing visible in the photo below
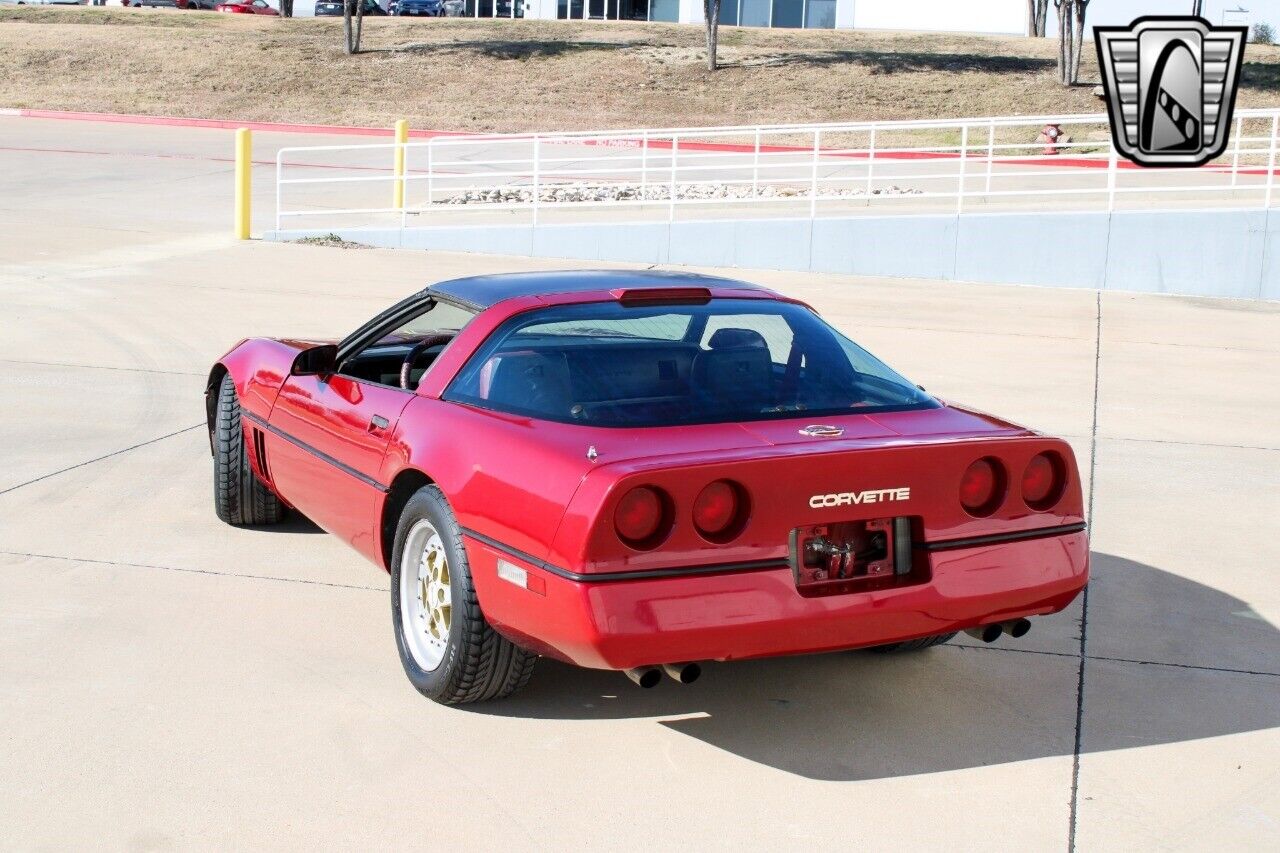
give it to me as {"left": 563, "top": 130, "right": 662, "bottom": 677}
{"left": 273, "top": 110, "right": 1280, "bottom": 232}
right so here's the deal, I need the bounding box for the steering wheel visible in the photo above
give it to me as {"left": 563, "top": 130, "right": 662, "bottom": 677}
{"left": 399, "top": 333, "right": 455, "bottom": 391}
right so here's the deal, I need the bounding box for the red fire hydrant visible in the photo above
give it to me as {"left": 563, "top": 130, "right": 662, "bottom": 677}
{"left": 1037, "top": 123, "right": 1064, "bottom": 155}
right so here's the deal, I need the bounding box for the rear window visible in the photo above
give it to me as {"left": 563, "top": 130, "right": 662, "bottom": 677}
{"left": 444, "top": 298, "right": 936, "bottom": 427}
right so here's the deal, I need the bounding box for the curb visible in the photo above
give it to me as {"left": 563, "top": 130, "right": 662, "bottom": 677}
{"left": 0, "top": 107, "right": 469, "bottom": 139}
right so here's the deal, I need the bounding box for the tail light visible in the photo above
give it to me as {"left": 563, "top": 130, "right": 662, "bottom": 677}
{"left": 959, "top": 457, "right": 1006, "bottom": 517}
{"left": 1022, "top": 452, "right": 1066, "bottom": 511}
{"left": 614, "top": 485, "right": 672, "bottom": 549}
{"left": 693, "top": 479, "right": 749, "bottom": 542}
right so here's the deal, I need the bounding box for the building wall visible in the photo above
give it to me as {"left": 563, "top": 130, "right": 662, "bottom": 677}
{"left": 850, "top": 0, "right": 1026, "bottom": 35}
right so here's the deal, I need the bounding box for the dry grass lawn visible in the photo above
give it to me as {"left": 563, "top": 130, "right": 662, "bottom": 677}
{"left": 3, "top": 7, "right": 1279, "bottom": 133}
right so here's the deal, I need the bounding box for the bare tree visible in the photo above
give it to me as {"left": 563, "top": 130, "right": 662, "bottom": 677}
{"left": 343, "top": 0, "right": 366, "bottom": 55}
{"left": 1053, "top": 0, "right": 1090, "bottom": 85}
{"left": 1027, "top": 0, "right": 1049, "bottom": 37}
{"left": 704, "top": 0, "right": 722, "bottom": 71}
{"left": 1071, "top": 0, "right": 1091, "bottom": 84}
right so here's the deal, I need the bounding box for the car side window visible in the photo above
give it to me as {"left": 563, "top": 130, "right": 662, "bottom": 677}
{"left": 338, "top": 301, "right": 476, "bottom": 390}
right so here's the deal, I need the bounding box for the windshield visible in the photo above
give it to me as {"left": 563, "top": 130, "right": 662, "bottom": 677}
{"left": 444, "top": 298, "right": 936, "bottom": 427}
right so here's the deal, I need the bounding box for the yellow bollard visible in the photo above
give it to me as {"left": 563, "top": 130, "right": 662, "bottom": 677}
{"left": 234, "top": 128, "right": 251, "bottom": 240}
{"left": 393, "top": 119, "right": 409, "bottom": 210}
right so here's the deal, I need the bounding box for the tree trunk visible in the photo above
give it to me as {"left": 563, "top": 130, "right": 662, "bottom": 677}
{"left": 343, "top": 0, "right": 353, "bottom": 55}
{"left": 1070, "top": 0, "right": 1090, "bottom": 85}
{"left": 1027, "top": 0, "right": 1048, "bottom": 37}
{"left": 704, "top": 0, "right": 720, "bottom": 72}
{"left": 355, "top": 0, "right": 365, "bottom": 54}
{"left": 1055, "top": 0, "right": 1071, "bottom": 85}
{"left": 280, "top": 0, "right": 292, "bottom": 16}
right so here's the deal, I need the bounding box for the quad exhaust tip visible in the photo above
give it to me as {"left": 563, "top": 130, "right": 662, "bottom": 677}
{"left": 663, "top": 662, "right": 702, "bottom": 684}
{"left": 624, "top": 663, "right": 702, "bottom": 688}
{"left": 624, "top": 666, "right": 662, "bottom": 689}
{"left": 965, "top": 618, "right": 1033, "bottom": 643}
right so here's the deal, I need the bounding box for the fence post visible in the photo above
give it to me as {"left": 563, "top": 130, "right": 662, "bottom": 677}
{"left": 810, "top": 129, "right": 821, "bottom": 218}
{"left": 956, "top": 125, "right": 968, "bottom": 214}
{"left": 669, "top": 135, "right": 679, "bottom": 222}
{"left": 1230, "top": 114, "right": 1242, "bottom": 188}
{"left": 392, "top": 119, "right": 408, "bottom": 210}
{"left": 274, "top": 146, "right": 282, "bottom": 234}
{"left": 866, "top": 127, "right": 876, "bottom": 197}
{"left": 532, "top": 135, "right": 540, "bottom": 227}
{"left": 426, "top": 141, "right": 434, "bottom": 223}
{"left": 752, "top": 128, "right": 761, "bottom": 198}
{"left": 234, "top": 128, "right": 251, "bottom": 240}
{"left": 1266, "top": 114, "right": 1278, "bottom": 208}
{"left": 1107, "top": 133, "right": 1118, "bottom": 212}
{"left": 640, "top": 129, "right": 648, "bottom": 193}
{"left": 984, "top": 121, "right": 995, "bottom": 199}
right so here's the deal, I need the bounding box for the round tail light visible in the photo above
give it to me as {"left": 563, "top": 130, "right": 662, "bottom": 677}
{"left": 693, "top": 480, "right": 748, "bottom": 542}
{"left": 1022, "top": 452, "right": 1066, "bottom": 511}
{"left": 959, "top": 457, "right": 1006, "bottom": 517}
{"left": 614, "top": 486, "right": 671, "bottom": 549}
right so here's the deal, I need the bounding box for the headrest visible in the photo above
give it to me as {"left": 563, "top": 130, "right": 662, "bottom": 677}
{"left": 707, "top": 328, "right": 768, "bottom": 350}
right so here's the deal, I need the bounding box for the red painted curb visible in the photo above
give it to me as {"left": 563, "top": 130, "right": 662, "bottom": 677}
{"left": 5, "top": 107, "right": 1258, "bottom": 174}
{"left": 6, "top": 107, "right": 470, "bottom": 139}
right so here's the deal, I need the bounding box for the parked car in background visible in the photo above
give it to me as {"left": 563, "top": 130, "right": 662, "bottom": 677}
{"left": 127, "top": 0, "right": 213, "bottom": 8}
{"left": 316, "top": 0, "right": 384, "bottom": 15}
{"left": 393, "top": 0, "right": 441, "bottom": 16}
{"left": 214, "top": 0, "right": 277, "bottom": 11}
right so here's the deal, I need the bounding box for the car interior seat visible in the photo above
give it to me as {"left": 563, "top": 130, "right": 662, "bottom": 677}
{"left": 691, "top": 328, "right": 774, "bottom": 412}
{"left": 484, "top": 352, "right": 574, "bottom": 418}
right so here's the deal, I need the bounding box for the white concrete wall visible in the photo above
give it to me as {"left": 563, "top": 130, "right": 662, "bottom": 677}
{"left": 851, "top": 0, "right": 1026, "bottom": 35}
{"left": 270, "top": 208, "right": 1280, "bottom": 301}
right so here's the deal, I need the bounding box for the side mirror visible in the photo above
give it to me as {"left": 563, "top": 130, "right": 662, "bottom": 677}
{"left": 290, "top": 344, "right": 338, "bottom": 377}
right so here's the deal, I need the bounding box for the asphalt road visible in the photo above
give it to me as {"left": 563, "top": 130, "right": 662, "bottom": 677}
{"left": 1, "top": 115, "right": 1278, "bottom": 850}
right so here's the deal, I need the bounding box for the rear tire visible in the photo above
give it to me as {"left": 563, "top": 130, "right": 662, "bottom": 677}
{"left": 391, "top": 485, "right": 537, "bottom": 704}
{"left": 212, "top": 373, "right": 284, "bottom": 526}
{"left": 869, "top": 632, "right": 957, "bottom": 654}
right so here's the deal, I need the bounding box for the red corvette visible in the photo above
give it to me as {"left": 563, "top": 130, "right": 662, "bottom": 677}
{"left": 207, "top": 271, "right": 1088, "bottom": 703}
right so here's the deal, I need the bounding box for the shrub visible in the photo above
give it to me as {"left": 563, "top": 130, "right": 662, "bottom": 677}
{"left": 1252, "top": 22, "right": 1276, "bottom": 45}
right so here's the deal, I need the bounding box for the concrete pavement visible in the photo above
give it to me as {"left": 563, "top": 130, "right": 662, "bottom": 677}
{"left": 1, "top": 115, "right": 1278, "bottom": 850}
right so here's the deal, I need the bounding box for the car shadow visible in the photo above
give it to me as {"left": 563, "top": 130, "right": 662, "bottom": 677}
{"left": 464, "top": 553, "right": 1280, "bottom": 781}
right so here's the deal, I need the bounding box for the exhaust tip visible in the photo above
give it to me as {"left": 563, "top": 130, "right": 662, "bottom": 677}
{"left": 1002, "top": 618, "right": 1032, "bottom": 639}
{"left": 663, "top": 662, "right": 702, "bottom": 684}
{"left": 625, "top": 666, "right": 662, "bottom": 689}
{"left": 965, "top": 624, "right": 1003, "bottom": 643}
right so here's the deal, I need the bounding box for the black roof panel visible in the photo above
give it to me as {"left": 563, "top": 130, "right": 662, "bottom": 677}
{"left": 426, "top": 269, "right": 767, "bottom": 309}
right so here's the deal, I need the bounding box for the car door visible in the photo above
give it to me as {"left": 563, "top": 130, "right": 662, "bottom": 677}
{"left": 267, "top": 372, "right": 411, "bottom": 563}
{"left": 265, "top": 298, "right": 476, "bottom": 563}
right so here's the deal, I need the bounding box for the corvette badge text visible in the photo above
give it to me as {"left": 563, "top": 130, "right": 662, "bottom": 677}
{"left": 809, "top": 488, "right": 911, "bottom": 508}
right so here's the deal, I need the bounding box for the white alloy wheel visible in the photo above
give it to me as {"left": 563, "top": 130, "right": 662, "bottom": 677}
{"left": 399, "top": 518, "right": 452, "bottom": 671}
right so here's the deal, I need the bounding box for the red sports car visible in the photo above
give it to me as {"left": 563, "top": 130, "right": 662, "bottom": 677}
{"left": 207, "top": 271, "right": 1088, "bottom": 703}
{"left": 213, "top": 0, "right": 278, "bottom": 13}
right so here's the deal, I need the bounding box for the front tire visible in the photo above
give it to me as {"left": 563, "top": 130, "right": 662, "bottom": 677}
{"left": 391, "top": 485, "right": 536, "bottom": 704}
{"left": 212, "top": 373, "right": 284, "bottom": 526}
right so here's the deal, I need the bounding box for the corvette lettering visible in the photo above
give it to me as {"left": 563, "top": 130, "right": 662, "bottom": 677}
{"left": 809, "top": 488, "right": 911, "bottom": 508}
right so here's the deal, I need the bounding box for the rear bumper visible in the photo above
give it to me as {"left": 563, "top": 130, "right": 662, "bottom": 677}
{"left": 465, "top": 529, "right": 1089, "bottom": 671}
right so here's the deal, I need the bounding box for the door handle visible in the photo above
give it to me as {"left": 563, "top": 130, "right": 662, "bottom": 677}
{"left": 369, "top": 415, "right": 390, "bottom": 432}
